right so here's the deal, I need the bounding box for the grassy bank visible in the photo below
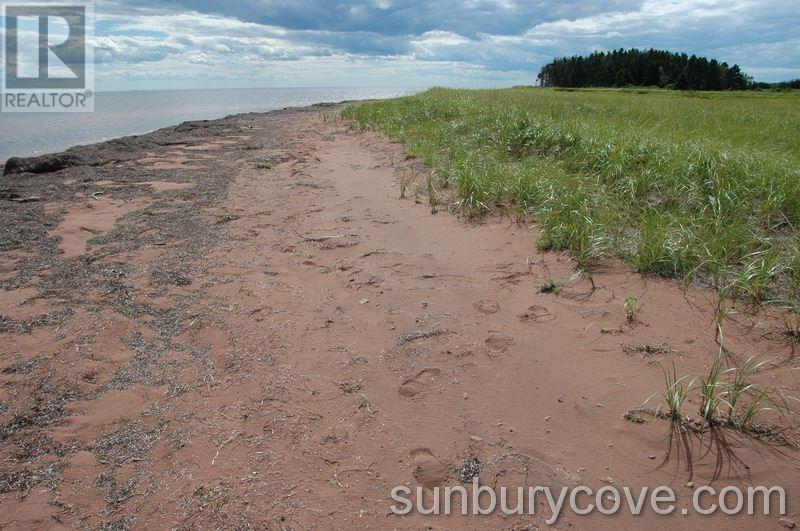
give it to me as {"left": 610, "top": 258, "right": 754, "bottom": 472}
{"left": 343, "top": 88, "right": 800, "bottom": 304}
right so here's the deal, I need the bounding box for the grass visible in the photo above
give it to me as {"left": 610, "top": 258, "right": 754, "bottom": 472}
{"left": 698, "top": 355, "right": 727, "bottom": 424}
{"left": 343, "top": 87, "right": 800, "bottom": 303}
{"left": 656, "top": 362, "right": 694, "bottom": 422}
{"left": 642, "top": 353, "right": 796, "bottom": 436}
{"left": 539, "top": 279, "right": 564, "bottom": 294}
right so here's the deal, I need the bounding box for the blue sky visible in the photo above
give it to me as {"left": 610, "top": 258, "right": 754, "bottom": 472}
{"left": 85, "top": 0, "right": 800, "bottom": 90}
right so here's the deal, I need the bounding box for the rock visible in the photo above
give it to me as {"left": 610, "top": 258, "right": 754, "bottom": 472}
{"left": 779, "top": 517, "right": 796, "bottom": 529}
{"left": 3, "top": 152, "right": 87, "bottom": 175}
{"left": 359, "top": 298, "right": 369, "bottom": 305}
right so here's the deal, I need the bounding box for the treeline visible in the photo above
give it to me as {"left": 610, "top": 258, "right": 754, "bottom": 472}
{"left": 537, "top": 49, "right": 752, "bottom": 90}
{"left": 753, "top": 79, "right": 800, "bottom": 90}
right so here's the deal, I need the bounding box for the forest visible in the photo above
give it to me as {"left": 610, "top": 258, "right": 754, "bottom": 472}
{"left": 536, "top": 48, "right": 787, "bottom": 90}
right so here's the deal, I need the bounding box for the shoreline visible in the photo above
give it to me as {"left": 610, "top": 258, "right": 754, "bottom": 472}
{"left": 0, "top": 85, "right": 414, "bottom": 162}
{"left": 1, "top": 100, "right": 359, "bottom": 172}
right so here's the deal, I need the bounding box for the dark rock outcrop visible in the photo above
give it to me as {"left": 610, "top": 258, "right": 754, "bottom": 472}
{"left": 3, "top": 153, "right": 87, "bottom": 176}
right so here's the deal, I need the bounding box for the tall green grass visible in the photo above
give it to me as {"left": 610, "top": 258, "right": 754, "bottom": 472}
{"left": 343, "top": 88, "right": 800, "bottom": 303}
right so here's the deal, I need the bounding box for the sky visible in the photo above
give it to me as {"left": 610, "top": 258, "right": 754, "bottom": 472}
{"left": 49, "top": 0, "right": 800, "bottom": 90}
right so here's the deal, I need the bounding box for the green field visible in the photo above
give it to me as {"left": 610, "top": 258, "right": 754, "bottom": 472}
{"left": 343, "top": 88, "right": 800, "bottom": 304}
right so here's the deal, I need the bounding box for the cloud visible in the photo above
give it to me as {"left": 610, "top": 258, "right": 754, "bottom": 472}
{"left": 117, "top": 0, "right": 645, "bottom": 37}
{"left": 87, "top": 0, "right": 800, "bottom": 89}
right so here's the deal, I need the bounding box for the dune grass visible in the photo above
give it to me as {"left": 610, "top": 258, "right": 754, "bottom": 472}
{"left": 343, "top": 87, "right": 800, "bottom": 304}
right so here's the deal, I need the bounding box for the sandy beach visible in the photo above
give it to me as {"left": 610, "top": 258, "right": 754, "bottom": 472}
{"left": 1, "top": 104, "right": 798, "bottom": 529}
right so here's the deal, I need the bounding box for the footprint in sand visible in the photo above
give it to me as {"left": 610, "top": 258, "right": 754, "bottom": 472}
{"left": 399, "top": 368, "right": 442, "bottom": 397}
{"left": 479, "top": 453, "right": 559, "bottom": 490}
{"left": 518, "top": 304, "right": 556, "bottom": 323}
{"left": 485, "top": 333, "right": 514, "bottom": 351}
{"left": 474, "top": 299, "right": 500, "bottom": 314}
{"left": 410, "top": 448, "right": 449, "bottom": 488}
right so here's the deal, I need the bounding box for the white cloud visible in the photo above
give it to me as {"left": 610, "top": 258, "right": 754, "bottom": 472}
{"left": 88, "top": 0, "right": 799, "bottom": 89}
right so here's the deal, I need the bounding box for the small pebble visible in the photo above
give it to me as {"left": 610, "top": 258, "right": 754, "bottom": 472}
{"left": 686, "top": 481, "right": 694, "bottom": 488}
{"left": 779, "top": 517, "right": 796, "bottom": 529}
{"left": 470, "top": 435, "right": 483, "bottom": 442}
{"left": 359, "top": 298, "right": 369, "bottom": 305}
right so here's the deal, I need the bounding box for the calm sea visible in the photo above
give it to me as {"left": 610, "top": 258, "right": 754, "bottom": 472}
{"left": 0, "top": 87, "right": 413, "bottom": 162}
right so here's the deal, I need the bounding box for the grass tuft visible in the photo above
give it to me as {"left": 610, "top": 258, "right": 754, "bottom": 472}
{"left": 539, "top": 279, "right": 564, "bottom": 294}
{"left": 643, "top": 355, "right": 797, "bottom": 435}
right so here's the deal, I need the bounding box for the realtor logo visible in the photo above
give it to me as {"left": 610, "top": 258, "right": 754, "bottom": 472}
{"left": 2, "top": 2, "right": 94, "bottom": 112}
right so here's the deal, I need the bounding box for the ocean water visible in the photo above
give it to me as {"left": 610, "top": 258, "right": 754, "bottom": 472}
{"left": 0, "top": 87, "right": 413, "bottom": 162}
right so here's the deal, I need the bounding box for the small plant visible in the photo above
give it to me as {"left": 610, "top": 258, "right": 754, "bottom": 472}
{"left": 623, "top": 296, "right": 640, "bottom": 325}
{"left": 698, "top": 355, "right": 728, "bottom": 424}
{"left": 724, "top": 355, "right": 767, "bottom": 419}
{"left": 256, "top": 162, "right": 272, "bottom": 170}
{"left": 427, "top": 172, "right": 437, "bottom": 214}
{"left": 399, "top": 173, "right": 411, "bottom": 199}
{"left": 713, "top": 292, "right": 732, "bottom": 347}
{"left": 739, "top": 386, "right": 773, "bottom": 427}
{"left": 657, "top": 362, "right": 693, "bottom": 422}
{"left": 539, "top": 279, "right": 563, "bottom": 294}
